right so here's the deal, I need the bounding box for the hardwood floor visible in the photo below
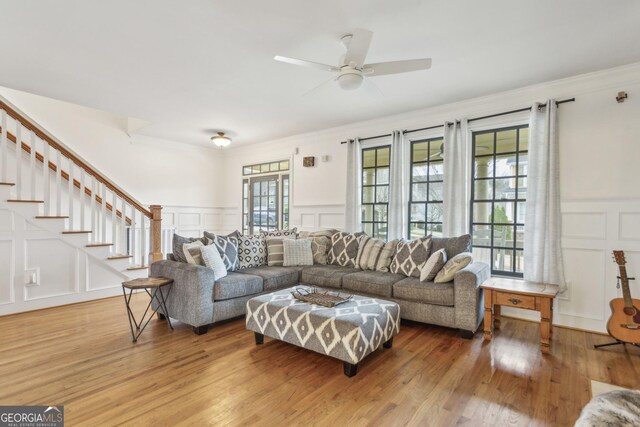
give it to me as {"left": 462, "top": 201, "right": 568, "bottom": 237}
{"left": 1, "top": 294, "right": 639, "bottom": 426}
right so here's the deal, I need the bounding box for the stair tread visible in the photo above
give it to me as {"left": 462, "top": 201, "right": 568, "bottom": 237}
{"left": 35, "top": 216, "right": 69, "bottom": 219}
{"left": 86, "top": 243, "right": 113, "bottom": 247}
{"left": 62, "top": 230, "right": 92, "bottom": 234}
{"left": 0, "top": 182, "right": 15, "bottom": 186}
{"left": 127, "top": 266, "right": 149, "bottom": 271}
{"left": 7, "top": 199, "right": 45, "bottom": 203}
{"left": 108, "top": 255, "right": 133, "bottom": 260}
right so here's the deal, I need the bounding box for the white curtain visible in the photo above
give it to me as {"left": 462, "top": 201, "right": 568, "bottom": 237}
{"left": 387, "top": 130, "right": 408, "bottom": 240}
{"left": 442, "top": 119, "right": 470, "bottom": 237}
{"left": 524, "top": 101, "right": 566, "bottom": 288}
{"left": 344, "top": 138, "right": 362, "bottom": 233}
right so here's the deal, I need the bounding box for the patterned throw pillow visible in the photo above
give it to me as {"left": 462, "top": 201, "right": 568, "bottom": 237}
{"left": 390, "top": 236, "right": 432, "bottom": 277}
{"left": 207, "top": 234, "right": 240, "bottom": 271}
{"left": 204, "top": 230, "right": 240, "bottom": 242}
{"left": 420, "top": 248, "right": 448, "bottom": 282}
{"left": 303, "top": 235, "right": 331, "bottom": 264}
{"left": 183, "top": 241, "right": 205, "bottom": 265}
{"left": 200, "top": 244, "right": 228, "bottom": 280}
{"left": 265, "top": 236, "right": 296, "bottom": 266}
{"left": 327, "top": 231, "right": 361, "bottom": 268}
{"left": 237, "top": 235, "right": 267, "bottom": 269}
{"left": 283, "top": 239, "right": 314, "bottom": 266}
{"left": 434, "top": 252, "right": 473, "bottom": 283}
{"left": 172, "top": 234, "right": 204, "bottom": 263}
{"left": 261, "top": 228, "right": 298, "bottom": 238}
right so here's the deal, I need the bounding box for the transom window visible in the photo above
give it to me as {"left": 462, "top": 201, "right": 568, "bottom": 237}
{"left": 471, "top": 125, "right": 528, "bottom": 277}
{"left": 361, "top": 146, "right": 390, "bottom": 240}
{"left": 409, "top": 137, "right": 444, "bottom": 238}
{"left": 243, "top": 160, "right": 289, "bottom": 176}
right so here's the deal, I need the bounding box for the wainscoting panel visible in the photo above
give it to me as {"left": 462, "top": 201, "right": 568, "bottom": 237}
{"left": 619, "top": 212, "right": 640, "bottom": 241}
{"left": 561, "top": 212, "right": 606, "bottom": 240}
{"left": 558, "top": 248, "right": 606, "bottom": 321}
{"left": 0, "top": 239, "right": 14, "bottom": 305}
{"left": 24, "top": 238, "right": 78, "bottom": 301}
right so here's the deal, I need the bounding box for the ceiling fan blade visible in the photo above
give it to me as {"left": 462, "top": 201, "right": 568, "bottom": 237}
{"left": 362, "top": 77, "right": 384, "bottom": 98}
{"left": 274, "top": 56, "right": 339, "bottom": 72}
{"left": 302, "top": 76, "right": 336, "bottom": 97}
{"left": 343, "top": 29, "right": 373, "bottom": 67}
{"left": 363, "top": 58, "right": 432, "bottom": 77}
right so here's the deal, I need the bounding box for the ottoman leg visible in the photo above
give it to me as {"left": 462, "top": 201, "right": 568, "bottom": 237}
{"left": 344, "top": 362, "right": 358, "bottom": 377}
{"left": 254, "top": 332, "right": 264, "bottom": 345}
{"left": 383, "top": 338, "right": 393, "bottom": 349}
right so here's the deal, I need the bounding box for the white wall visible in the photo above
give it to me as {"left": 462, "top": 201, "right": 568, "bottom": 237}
{"left": 220, "top": 62, "right": 640, "bottom": 333}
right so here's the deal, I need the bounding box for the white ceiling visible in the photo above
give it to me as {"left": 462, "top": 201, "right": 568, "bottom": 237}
{"left": 1, "top": 0, "right": 639, "bottom": 147}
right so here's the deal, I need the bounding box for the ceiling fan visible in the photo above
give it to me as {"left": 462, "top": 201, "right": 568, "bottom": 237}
{"left": 274, "top": 29, "right": 432, "bottom": 92}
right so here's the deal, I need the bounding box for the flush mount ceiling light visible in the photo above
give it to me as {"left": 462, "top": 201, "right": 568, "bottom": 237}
{"left": 211, "top": 131, "right": 231, "bottom": 148}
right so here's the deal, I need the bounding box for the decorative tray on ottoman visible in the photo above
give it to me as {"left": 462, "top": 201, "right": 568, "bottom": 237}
{"left": 291, "top": 287, "right": 353, "bottom": 308}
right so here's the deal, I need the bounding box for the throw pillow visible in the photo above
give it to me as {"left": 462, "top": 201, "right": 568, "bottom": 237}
{"left": 355, "top": 235, "right": 383, "bottom": 270}
{"left": 265, "top": 236, "right": 296, "bottom": 266}
{"left": 434, "top": 252, "right": 473, "bottom": 283}
{"left": 390, "top": 236, "right": 432, "bottom": 277}
{"left": 261, "top": 227, "right": 298, "bottom": 238}
{"left": 420, "top": 248, "right": 448, "bottom": 282}
{"left": 238, "top": 235, "right": 267, "bottom": 269}
{"left": 207, "top": 234, "right": 240, "bottom": 271}
{"left": 203, "top": 230, "right": 240, "bottom": 243}
{"left": 283, "top": 239, "right": 314, "bottom": 266}
{"left": 375, "top": 239, "right": 399, "bottom": 272}
{"left": 327, "top": 231, "right": 361, "bottom": 268}
{"left": 303, "top": 235, "right": 331, "bottom": 264}
{"left": 200, "top": 244, "right": 228, "bottom": 281}
{"left": 172, "top": 233, "right": 204, "bottom": 263}
{"left": 183, "top": 241, "right": 205, "bottom": 265}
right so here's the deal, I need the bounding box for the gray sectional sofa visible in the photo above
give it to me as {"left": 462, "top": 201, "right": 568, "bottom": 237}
{"left": 150, "top": 235, "right": 490, "bottom": 337}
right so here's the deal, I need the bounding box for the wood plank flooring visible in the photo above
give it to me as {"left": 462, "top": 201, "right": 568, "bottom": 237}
{"left": 1, "top": 294, "right": 639, "bottom": 426}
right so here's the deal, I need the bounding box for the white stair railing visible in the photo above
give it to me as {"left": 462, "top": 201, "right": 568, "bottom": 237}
{"left": 0, "top": 98, "right": 164, "bottom": 269}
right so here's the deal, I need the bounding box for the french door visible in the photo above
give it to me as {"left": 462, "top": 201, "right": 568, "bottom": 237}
{"left": 243, "top": 174, "right": 289, "bottom": 235}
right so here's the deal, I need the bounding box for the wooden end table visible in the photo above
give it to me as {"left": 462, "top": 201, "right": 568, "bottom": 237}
{"left": 122, "top": 277, "right": 174, "bottom": 342}
{"left": 481, "top": 277, "right": 560, "bottom": 354}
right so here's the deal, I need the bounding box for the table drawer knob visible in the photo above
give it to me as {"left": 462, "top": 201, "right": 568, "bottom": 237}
{"left": 508, "top": 298, "right": 522, "bottom": 305}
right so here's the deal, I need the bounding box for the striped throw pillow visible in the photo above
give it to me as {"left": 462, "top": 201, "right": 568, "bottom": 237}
{"left": 265, "top": 236, "right": 296, "bottom": 266}
{"left": 355, "top": 236, "right": 399, "bottom": 271}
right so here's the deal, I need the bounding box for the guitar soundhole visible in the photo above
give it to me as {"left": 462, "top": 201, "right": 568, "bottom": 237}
{"left": 623, "top": 306, "right": 637, "bottom": 316}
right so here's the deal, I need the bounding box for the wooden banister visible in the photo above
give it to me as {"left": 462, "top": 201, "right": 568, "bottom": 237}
{"left": 149, "top": 205, "right": 163, "bottom": 262}
{"left": 0, "top": 100, "right": 151, "bottom": 218}
{"left": 1, "top": 126, "right": 132, "bottom": 224}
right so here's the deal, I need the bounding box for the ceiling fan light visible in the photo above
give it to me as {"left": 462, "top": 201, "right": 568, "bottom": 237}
{"left": 211, "top": 132, "right": 232, "bottom": 148}
{"left": 337, "top": 72, "right": 363, "bottom": 90}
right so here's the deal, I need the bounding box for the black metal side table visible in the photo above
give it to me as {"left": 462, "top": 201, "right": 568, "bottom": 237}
{"left": 122, "top": 277, "right": 174, "bottom": 342}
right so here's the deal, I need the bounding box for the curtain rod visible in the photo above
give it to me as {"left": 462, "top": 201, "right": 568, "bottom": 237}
{"left": 340, "top": 97, "right": 575, "bottom": 144}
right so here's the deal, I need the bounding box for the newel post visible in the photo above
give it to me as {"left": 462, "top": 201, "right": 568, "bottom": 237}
{"left": 149, "top": 205, "right": 163, "bottom": 263}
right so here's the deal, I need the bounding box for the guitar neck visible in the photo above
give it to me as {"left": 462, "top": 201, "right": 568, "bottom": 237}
{"left": 619, "top": 265, "right": 634, "bottom": 308}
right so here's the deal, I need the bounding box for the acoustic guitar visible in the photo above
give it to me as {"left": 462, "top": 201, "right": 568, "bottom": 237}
{"left": 607, "top": 251, "right": 640, "bottom": 344}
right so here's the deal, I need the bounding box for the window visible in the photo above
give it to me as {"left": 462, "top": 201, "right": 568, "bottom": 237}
{"left": 409, "top": 137, "right": 444, "bottom": 238}
{"left": 471, "top": 125, "right": 528, "bottom": 277}
{"left": 241, "top": 160, "right": 290, "bottom": 234}
{"left": 361, "top": 146, "right": 390, "bottom": 239}
{"left": 243, "top": 160, "right": 289, "bottom": 176}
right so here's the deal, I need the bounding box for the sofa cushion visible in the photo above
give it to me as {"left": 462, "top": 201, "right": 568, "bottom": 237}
{"left": 283, "top": 239, "right": 314, "bottom": 266}
{"left": 300, "top": 265, "right": 361, "bottom": 289}
{"left": 393, "top": 277, "right": 454, "bottom": 306}
{"left": 207, "top": 234, "right": 240, "bottom": 271}
{"left": 342, "top": 271, "right": 405, "bottom": 298}
{"left": 237, "top": 266, "right": 300, "bottom": 291}
{"left": 431, "top": 234, "right": 472, "bottom": 258}
{"left": 213, "top": 272, "right": 263, "bottom": 301}
{"left": 172, "top": 234, "right": 205, "bottom": 263}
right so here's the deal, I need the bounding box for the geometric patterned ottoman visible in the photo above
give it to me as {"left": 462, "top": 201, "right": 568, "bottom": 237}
{"left": 246, "top": 286, "right": 400, "bottom": 377}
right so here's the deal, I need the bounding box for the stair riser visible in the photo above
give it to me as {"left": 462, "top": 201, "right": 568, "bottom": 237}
{"left": 3, "top": 203, "right": 41, "bottom": 218}
{"left": 34, "top": 218, "right": 67, "bottom": 233}
{"left": 62, "top": 233, "right": 91, "bottom": 246}
{"left": 106, "top": 258, "right": 132, "bottom": 271}
{"left": 125, "top": 268, "right": 149, "bottom": 279}
{"left": 84, "top": 246, "right": 112, "bottom": 259}
{"left": 0, "top": 186, "right": 14, "bottom": 200}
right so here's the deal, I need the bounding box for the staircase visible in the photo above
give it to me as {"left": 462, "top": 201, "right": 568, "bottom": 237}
{"left": 0, "top": 97, "right": 164, "bottom": 287}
